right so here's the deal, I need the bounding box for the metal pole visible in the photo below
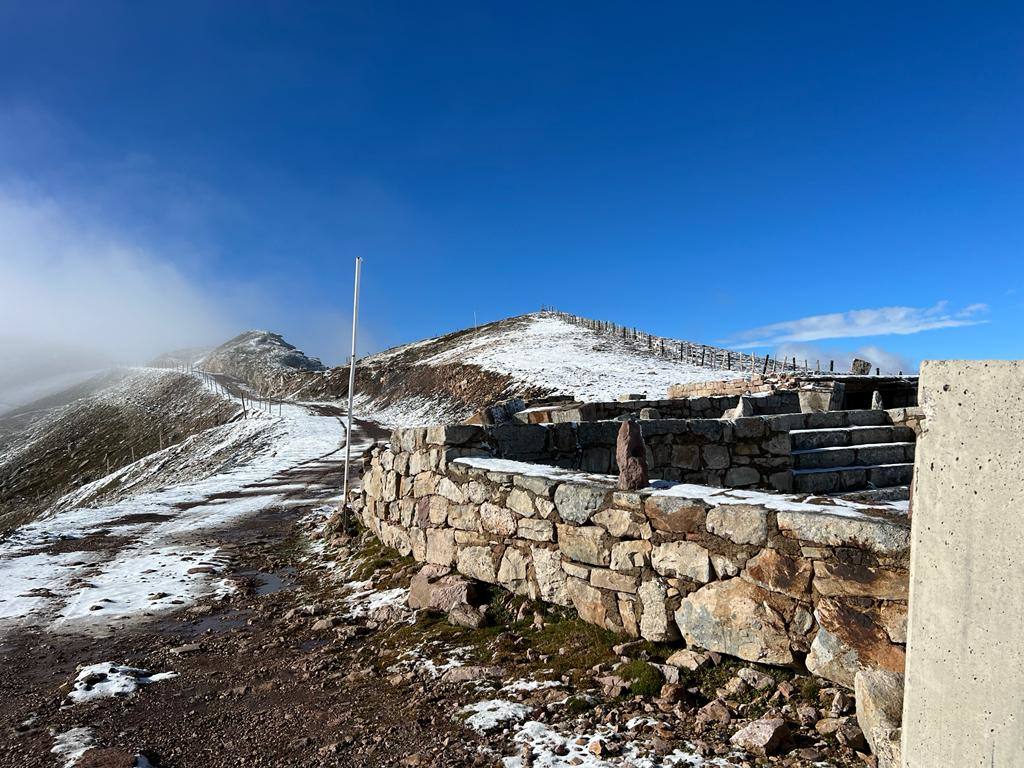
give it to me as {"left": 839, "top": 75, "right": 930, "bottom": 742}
{"left": 341, "top": 256, "right": 363, "bottom": 530}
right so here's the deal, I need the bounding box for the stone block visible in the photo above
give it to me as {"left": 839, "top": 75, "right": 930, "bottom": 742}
{"left": 675, "top": 579, "right": 795, "bottom": 665}
{"left": 610, "top": 540, "right": 651, "bottom": 572}
{"left": 651, "top": 541, "right": 711, "bottom": 582}
{"left": 806, "top": 598, "right": 906, "bottom": 688}
{"left": 592, "top": 506, "right": 652, "bottom": 538}
{"left": 702, "top": 444, "right": 730, "bottom": 470}
{"left": 532, "top": 546, "right": 570, "bottom": 606}
{"left": 517, "top": 517, "right": 554, "bottom": 542}
{"left": 506, "top": 487, "right": 535, "bottom": 517}
{"left": 565, "top": 577, "right": 622, "bottom": 632}
{"left": 812, "top": 561, "right": 908, "bottom": 600}
{"left": 705, "top": 504, "right": 768, "bottom": 545}
{"left": 425, "top": 528, "right": 457, "bottom": 566}
{"left": 557, "top": 524, "right": 610, "bottom": 566}
{"left": 447, "top": 504, "right": 480, "bottom": 532}
{"left": 643, "top": 496, "right": 706, "bottom": 534}
{"left": 741, "top": 549, "right": 812, "bottom": 599}
{"left": 724, "top": 466, "right": 760, "bottom": 487}
{"left": 589, "top": 567, "right": 639, "bottom": 594}
{"left": 637, "top": 579, "right": 679, "bottom": 641}
{"left": 553, "top": 482, "right": 610, "bottom": 524}
{"left": 480, "top": 503, "right": 516, "bottom": 536}
{"left": 457, "top": 545, "right": 498, "bottom": 584}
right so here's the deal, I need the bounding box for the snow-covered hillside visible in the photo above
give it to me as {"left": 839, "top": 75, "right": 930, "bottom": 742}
{"left": 352, "top": 313, "right": 746, "bottom": 426}
{"left": 200, "top": 330, "right": 326, "bottom": 394}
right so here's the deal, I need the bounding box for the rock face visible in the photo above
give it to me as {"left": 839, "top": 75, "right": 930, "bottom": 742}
{"left": 729, "top": 717, "right": 790, "bottom": 756}
{"left": 615, "top": 419, "right": 649, "bottom": 491}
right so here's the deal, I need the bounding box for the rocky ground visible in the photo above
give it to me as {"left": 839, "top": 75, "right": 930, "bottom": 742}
{"left": 1, "top": 494, "right": 875, "bottom": 768}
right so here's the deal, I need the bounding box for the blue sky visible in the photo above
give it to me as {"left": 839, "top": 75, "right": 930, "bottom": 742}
{"left": 0, "top": 2, "right": 1021, "bottom": 370}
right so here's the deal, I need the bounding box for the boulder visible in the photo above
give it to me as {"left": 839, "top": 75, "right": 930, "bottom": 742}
{"left": 557, "top": 524, "right": 610, "bottom": 566}
{"left": 531, "top": 546, "right": 570, "bottom": 606}
{"left": 566, "top": 577, "right": 622, "bottom": 632}
{"left": 851, "top": 358, "right": 872, "bottom": 375}
{"left": 665, "top": 649, "right": 709, "bottom": 671}
{"left": 675, "top": 579, "right": 795, "bottom": 665}
{"left": 729, "top": 717, "right": 790, "bottom": 756}
{"left": 456, "top": 546, "right": 498, "bottom": 584}
{"left": 615, "top": 419, "right": 649, "bottom": 491}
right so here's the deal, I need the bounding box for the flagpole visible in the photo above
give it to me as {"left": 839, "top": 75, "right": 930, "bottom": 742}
{"left": 341, "top": 256, "right": 363, "bottom": 529}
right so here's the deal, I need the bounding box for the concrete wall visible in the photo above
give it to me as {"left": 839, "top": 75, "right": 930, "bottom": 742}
{"left": 356, "top": 425, "right": 911, "bottom": 688}
{"left": 902, "top": 361, "right": 1024, "bottom": 767}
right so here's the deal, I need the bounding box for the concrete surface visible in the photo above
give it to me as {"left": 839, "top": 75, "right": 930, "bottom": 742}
{"left": 902, "top": 360, "right": 1024, "bottom": 767}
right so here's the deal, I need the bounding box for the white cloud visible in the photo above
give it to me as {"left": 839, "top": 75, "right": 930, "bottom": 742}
{"left": 0, "top": 188, "right": 233, "bottom": 382}
{"left": 774, "top": 342, "right": 916, "bottom": 376}
{"left": 726, "top": 301, "right": 988, "bottom": 347}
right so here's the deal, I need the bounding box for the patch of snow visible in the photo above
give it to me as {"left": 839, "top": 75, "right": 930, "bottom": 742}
{"left": 51, "top": 727, "right": 97, "bottom": 768}
{"left": 502, "top": 719, "right": 743, "bottom": 768}
{"left": 343, "top": 585, "right": 410, "bottom": 619}
{"left": 460, "top": 698, "right": 532, "bottom": 732}
{"left": 501, "top": 679, "right": 561, "bottom": 693}
{"left": 67, "top": 662, "right": 177, "bottom": 703}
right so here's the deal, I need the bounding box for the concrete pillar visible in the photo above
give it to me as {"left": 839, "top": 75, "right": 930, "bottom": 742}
{"left": 902, "top": 361, "right": 1024, "bottom": 767}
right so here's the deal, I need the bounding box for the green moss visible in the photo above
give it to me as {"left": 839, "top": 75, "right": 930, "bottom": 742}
{"left": 799, "top": 677, "right": 822, "bottom": 702}
{"left": 562, "top": 695, "right": 596, "bottom": 716}
{"left": 616, "top": 660, "right": 664, "bottom": 697}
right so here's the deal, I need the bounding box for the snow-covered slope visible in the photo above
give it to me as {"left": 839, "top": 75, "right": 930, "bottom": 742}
{"left": 350, "top": 313, "right": 746, "bottom": 426}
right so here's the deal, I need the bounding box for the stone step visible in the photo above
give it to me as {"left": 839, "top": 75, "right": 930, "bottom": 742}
{"left": 794, "top": 409, "right": 893, "bottom": 429}
{"left": 792, "top": 441, "right": 916, "bottom": 470}
{"left": 790, "top": 425, "right": 916, "bottom": 451}
{"left": 792, "top": 462, "right": 915, "bottom": 494}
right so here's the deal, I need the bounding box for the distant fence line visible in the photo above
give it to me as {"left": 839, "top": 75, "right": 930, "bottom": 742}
{"left": 539, "top": 306, "right": 822, "bottom": 376}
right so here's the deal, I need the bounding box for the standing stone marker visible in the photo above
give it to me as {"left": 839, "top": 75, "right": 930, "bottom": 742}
{"left": 902, "top": 360, "right": 1024, "bottom": 767}
{"left": 616, "top": 418, "right": 649, "bottom": 490}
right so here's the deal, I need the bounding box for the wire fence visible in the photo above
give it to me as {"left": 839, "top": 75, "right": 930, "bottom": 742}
{"left": 539, "top": 306, "right": 830, "bottom": 376}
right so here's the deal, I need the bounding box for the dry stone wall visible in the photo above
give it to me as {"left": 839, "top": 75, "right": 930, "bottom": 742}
{"left": 354, "top": 425, "right": 911, "bottom": 688}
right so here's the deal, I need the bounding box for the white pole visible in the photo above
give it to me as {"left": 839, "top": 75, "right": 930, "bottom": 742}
{"left": 341, "top": 256, "right": 363, "bottom": 527}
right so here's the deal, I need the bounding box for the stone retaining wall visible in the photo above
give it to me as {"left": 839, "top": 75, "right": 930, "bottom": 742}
{"left": 355, "top": 425, "right": 911, "bottom": 688}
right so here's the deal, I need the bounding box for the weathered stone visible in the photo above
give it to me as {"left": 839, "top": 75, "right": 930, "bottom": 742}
{"left": 637, "top": 579, "right": 679, "bottom": 642}
{"left": 378, "top": 521, "right": 412, "bottom": 556}
{"left": 736, "top": 667, "right": 775, "bottom": 691}
{"left": 516, "top": 517, "right": 554, "bottom": 542}
{"left": 611, "top": 490, "right": 642, "bottom": 510}
{"left": 436, "top": 476, "right": 466, "bottom": 504}
{"left": 729, "top": 718, "right": 790, "bottom": 756}
{"left": 776, "top": 509, "right": 909, "bottom": 556}
{"left": 531, "top": 546, "right": 570, "bottom": 606}
{"left": 456, "top": 546, "right": 497, "bottom": 584}
{"left": 812, "top": 561, "right": 909, "bottom": 600}
{"left": 592, "top": 507, "right": 651, "bottom": 538}
{"left": 665, "top": 648, "right": 709, "bottom": 671}
{"left": 534, "top": 498, "right": 556, "bottom": 519}
{"left": 408, "top": 565, "right": 480, "bottom": 612}
{"left": 446, "top": 504, "right": 480, "bottom": 532}
{"left": 676, "top": 579, "right": 794, "bottom": 665}
{"left": 513, "top": 474, "right": 558, "bottom": 497}
{"left": 710, "top": 552, "right": 745, "bottom": 579}
{"left": 609, "top": 540, "right": 650, "bottom": 572}
{"left": 480, "top": 503, "right": 516, "bottom": 536}
{"left": 670, "top": 444, "right": 700, "bottom": 470}
{"left": 561, "top": 560, "right": 590, "bottom": 579}
{"left": 583, "top": 565, "right": 636, "bottom": 594}
{"left": 425, "top": 528, "right": 457, "bottom": 566}
{"left": 506, "top": 487, "right": 535, "bottom": 517}
{"left": 447, "top": 602, "right": 485, "bottom": 629}
{"left": 453, "top": 529, "right": 487, "bottom": 546}
{"left": 617, "top": 595, "right": 640, "bottom": 637}
{"left": 643, "top": 496, "right": 706, "bottom": 534}
{"left": 854, "top": 669, "right": 904, "bottom": 757}
{"left": 616, "top": 419, "right": 649, "bottom": 490}
{"left": 565, "top": 577, "right": 622, "bottom": 632}
{"left": 554, "top": 483, "right": 610, "bottom": 524}
{"left": 806, "top": 599, "right": 906, "bottom": 688}
{"left": 413, "top": 472, "right": 436, "bottom": 498}
{"left": 557, "top": 524, "right": 610, "bottom": 566}
{"left": 497, "top": 547, "right": 530, "bottom": 593}
{"left": 705, "top": 504, "right": 769, "bottom": 546}
{"left": 651, "top": 541, "right": 711, "bottom": 582}
{"left": 742, "top": 549, "right": 812, "bottom": 600}
{"left": 465, "top": 481, "right": 489, "bottom": 504}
